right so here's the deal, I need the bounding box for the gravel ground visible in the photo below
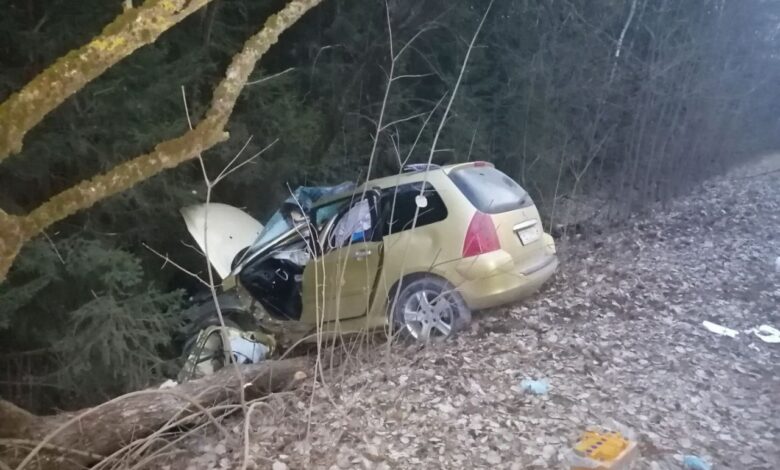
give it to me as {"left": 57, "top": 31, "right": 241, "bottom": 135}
{"left": 173, "top": 155, "right": 779, "bottom": 470}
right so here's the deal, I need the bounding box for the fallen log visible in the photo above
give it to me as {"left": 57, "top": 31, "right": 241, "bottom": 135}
{"left": 0, "top": 356, "right": 312, "bottom": 470}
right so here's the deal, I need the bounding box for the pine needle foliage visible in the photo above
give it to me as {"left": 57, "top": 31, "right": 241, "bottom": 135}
{"left": 0, "top": 238, "right": 182, "bottom": 410}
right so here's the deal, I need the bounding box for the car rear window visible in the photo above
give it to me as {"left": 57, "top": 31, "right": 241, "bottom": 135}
{"left": 449, "top": 166, "right": 531, "bottom": 213}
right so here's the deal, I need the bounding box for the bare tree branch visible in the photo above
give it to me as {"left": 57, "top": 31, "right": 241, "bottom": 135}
{"left": 246, "top": 67, "right": 296, "bottom": 86}
{"left": 609, "top": 0, "right": 639, "bottom": 84}
{"left": 0, "top": 0, "right": 324, "bottom": 280}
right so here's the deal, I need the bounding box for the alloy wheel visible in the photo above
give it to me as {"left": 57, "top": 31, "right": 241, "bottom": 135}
{"left": 402, "top": 288, "right": 457, "bottom": 340}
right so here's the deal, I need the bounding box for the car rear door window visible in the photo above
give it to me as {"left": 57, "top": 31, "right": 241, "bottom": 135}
{"left": 449, "top": 166, "right": 531, "bottom": 214}
{"left": 381, "top": 183, "right": 448, "bottom": 236}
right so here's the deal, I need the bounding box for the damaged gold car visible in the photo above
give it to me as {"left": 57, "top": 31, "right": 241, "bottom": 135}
{"left": 180, "top": 162, "right": 558, "bottom": 363}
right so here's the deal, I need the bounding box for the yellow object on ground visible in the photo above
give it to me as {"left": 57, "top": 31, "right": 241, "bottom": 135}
{"left": 571, "top": 430, "right": 638, "bottom": 470}
{"left": 575, "top": 431, "right": 628, "bottom": 460}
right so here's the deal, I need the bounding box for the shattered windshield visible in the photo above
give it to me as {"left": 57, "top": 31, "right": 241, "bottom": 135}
{"left": 247, "top": 182, "right": 355, "bottom": 254}
{"left": 313, "top": 198, "right": 349, "bottom": 227}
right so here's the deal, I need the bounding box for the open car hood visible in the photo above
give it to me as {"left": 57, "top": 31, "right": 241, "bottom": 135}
{"left": 180, "top": 203, "right": 264, "bottom": 279}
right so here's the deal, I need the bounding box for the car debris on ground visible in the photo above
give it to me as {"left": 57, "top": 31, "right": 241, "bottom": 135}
{"left": 519, "top": 378, "right": 550, "bottom": 395}
{"left": 566, "top": 423, "right": 638, "bottom": 470}
{"left": 749, "top": 324, "right": 780, "bottom": 344}
{"left": 701, "top": 320, "right": 740, "bottom": 338}
{"left": 682, "top": 455, "right": 712, "bottom": 470}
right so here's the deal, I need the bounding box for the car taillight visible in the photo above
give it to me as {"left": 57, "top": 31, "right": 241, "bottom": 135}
{"left": 462, "top": 211, "right": 500, "bottom": 257}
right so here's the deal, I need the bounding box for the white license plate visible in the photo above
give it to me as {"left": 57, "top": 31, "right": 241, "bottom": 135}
{"left": 517, "top": 225, "right": 541, "bottom": 245}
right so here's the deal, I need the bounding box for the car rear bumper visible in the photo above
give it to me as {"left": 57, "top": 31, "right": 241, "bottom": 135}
{"left": 456, "top": 253, "right": 558, "bottom": 310}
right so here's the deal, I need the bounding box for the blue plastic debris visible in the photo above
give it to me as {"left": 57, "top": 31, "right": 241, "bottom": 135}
{"left": 683, "top": 455, "right": 711, "bottom": 470}
{"left": 520, "top": 378, "right": 550, "bottom": 395}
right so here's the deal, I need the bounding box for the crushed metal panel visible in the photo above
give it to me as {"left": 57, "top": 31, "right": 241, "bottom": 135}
{"left": 177, "top": 325, "right": 276, "bottom": 382}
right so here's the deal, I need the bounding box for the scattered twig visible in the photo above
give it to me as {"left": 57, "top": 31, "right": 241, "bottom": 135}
{"left": 41, "top": 232, "right": 65, "bottom": 266}
{"left": 142, "top": 242, "right": 209, "bottom": 287}
{"left": 246, "top": 67, "right": 296, "bottom": 86}
{"left": 0, "top": 439, "right": 104, "bottom": 461}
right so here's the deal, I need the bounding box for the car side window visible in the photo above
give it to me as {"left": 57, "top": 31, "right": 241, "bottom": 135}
{"left": 315, "top": 194, "right": 381, "bottom": 252}
{"left": 329, "top": 198, "right": 372, "bottom": 249}
{"left": 381, "top": 182, "right": 448, "bottom": 236}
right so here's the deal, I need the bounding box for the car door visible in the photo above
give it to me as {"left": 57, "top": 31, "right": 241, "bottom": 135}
{"left": 301, "top": 192, "right": 383, "bottom": 323}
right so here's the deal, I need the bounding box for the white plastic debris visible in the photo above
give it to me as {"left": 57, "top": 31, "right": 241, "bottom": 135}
{"left": 229, "top": 335, "right": 270, "bottom": 364}
{"left": 683, "top": 455, "right": 712, "bottom": 470}
{"left": 158, "top": 379, "right": 178, "bottom": 389}
{"left": 749, "top": 325, "right": 780, "bottom": 344}
{"left": 272, "top": 461, "right": 288, "bottom": 470}
{"left": 775, "top": 256, "right": 780, "bottom": 273}
{"left": 520, "top": 378, "right": 550, "bottom": 395}
{"left": 702, "top": 320, "right": 739, "bottom": 338}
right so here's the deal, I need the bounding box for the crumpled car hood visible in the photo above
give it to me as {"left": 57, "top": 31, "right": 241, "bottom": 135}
{"left": 180, "top": 203, "right": 263, "bottom": 279}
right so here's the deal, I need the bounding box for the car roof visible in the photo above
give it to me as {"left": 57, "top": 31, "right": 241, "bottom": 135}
{"left": 311, "top": 161, "right": 493, "bottom": 209}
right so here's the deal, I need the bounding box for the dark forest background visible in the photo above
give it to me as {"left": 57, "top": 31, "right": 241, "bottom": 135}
{"left": 1, "top": 0, "right": 778, "bottom": 411}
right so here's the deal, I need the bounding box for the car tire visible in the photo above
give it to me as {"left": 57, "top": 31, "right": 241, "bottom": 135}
{"left": 391, "top": 276, "right": 471, "bottom": 341}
